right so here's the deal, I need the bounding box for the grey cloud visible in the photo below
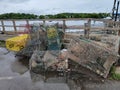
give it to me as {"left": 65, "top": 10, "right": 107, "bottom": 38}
{"left": 0, "top": 0, "right": 30, "bottom": 3}
{"left": 0, "top": 0, "right": 114, "bottom": 14}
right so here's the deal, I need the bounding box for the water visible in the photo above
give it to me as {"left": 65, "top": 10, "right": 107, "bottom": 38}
{"left": 0, "top": 20, "right": 105, "bottom": 31}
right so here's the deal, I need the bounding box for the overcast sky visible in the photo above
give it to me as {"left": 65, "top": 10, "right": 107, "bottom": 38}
{"left": 0, "top": 0, "right": 115, "bottom": 15}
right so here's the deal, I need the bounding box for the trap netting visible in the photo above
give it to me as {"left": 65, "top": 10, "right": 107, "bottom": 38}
{"left": 16, "top": 23, "right": 63, "bottom": 57}
{"left": 67, "top": 37, "right": 118, "bottom": 78}
{"left": 16, "top": 23, "right": 47, "bottom": 57}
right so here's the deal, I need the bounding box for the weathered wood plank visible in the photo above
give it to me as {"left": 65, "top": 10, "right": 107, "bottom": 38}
{"left": 0, "top": 18, "right": 120, "bottom": 35}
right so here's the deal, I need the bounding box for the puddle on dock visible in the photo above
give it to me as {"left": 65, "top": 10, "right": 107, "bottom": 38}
{"left": 0, "top": 47, "right": 70, "bottom": 90}
{"left": 11, "top": 58, "right": 29, "bottom": 74}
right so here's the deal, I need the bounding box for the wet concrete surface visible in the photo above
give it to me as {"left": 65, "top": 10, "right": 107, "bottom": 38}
{"left": 1, "top": 47, "right": 120, "bottom": 90}
{"left": 0, "top": 47, "right": 69, "bottom": 90}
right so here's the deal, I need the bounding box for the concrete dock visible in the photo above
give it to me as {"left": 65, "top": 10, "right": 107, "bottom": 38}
{"left": 1, "top": 47, "right": 120, "bottom": 90}
{"left": 0, "top": 47, "right": 69, "bottom": 90}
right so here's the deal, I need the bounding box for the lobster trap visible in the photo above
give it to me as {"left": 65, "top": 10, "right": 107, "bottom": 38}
{"left": 16, "top": 23, "right": 63, "bottom": 57}
{"left": 67, "top": 37, "right": 118, "bottom": 78}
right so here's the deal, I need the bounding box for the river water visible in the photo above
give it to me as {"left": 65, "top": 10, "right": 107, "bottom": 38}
{"left": 0, "top": 20, "right": 104, "bottom": 32}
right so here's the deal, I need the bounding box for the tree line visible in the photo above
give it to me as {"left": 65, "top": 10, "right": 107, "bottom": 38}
{"left": 0, "top": 13, "right": 110, "bottom": 19}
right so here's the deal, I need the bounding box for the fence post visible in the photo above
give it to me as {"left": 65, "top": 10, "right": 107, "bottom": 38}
{"left": 84, "top": 19, "right": 91, "bottom": 39}
{"left": 63, "top": 20, "right": 66, "bottom": 32}
{"left": 43, "top": 20, "right": 45, "bottom": 24}
{"left": 1, "top": 20, "right": 5, "bottom": 33}
{"left": 117, "top": 27, "right": 120, "bottom": 55}
{"left": 26, "top": 20, "right": 30, "bottom": 33}
{"left": 12, "top": 20, "right": 17, "bottom": 34}
{"left": 26, "top": 20, "right": 29, "bottom": 25}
